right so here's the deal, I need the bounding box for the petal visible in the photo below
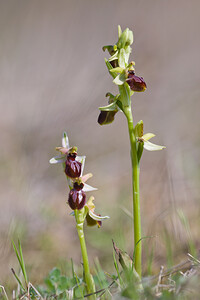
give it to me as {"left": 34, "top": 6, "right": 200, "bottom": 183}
{"left": 56, "top": 147, "right": 69, "bottom": 154}
{"left": 49, "top": 155, "right": 66, "bottom": 164}
{"left": 62, "top": 132, "right": 70, "bottom": 148}
{"left": 88, "top": 210, "right": 110, "bottom": 221}
{"left": 81, "top": 173, "right": 93, "bottom": 183}
{"left": 142, "top": 133, "right": 155, "bottom": 141}
{"left": 82, "top": 183, "right": 97, "bottom": 192}
{"left": 144, "top": 141, "right": 165, "bottom": 151}
{"left": 86, "top": 196, "right": 95, "bottom": 210}
{"left": 76, "top": 156, "right": 86, "bottom": 176}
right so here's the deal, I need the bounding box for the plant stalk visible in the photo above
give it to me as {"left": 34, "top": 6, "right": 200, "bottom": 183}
{"left": 121, "top": 88, "right": 142, "bottom": 278}
{"left": 75, "top": 210, "right": 96, "bottom": 299}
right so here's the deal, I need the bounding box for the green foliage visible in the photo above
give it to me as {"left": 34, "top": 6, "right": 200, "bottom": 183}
{"left": 38, "top": 267, "right": 86, "bottom": 299}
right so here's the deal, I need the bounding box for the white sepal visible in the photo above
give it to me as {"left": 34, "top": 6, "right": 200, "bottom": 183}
{"left": 76, "top": 156, "right": 86, "bottom": 176}
{"left": 49, "top": 155, "right": 66, "bottom": 164}
{"left": 62, "top": 132, "right": 70, "bottom": 148}
{"left": 144, "top": 141, "right": 165, "bottom": 151}
{"left": 82, "top": 183, "right": 97, "bottom": 192}
{"left": 142, "top": 133, "right": 155, "bottom": 141}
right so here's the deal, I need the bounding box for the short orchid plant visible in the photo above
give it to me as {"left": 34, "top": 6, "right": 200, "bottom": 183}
{"left": 50, "top": 132, "right": 109, "bottom": 299}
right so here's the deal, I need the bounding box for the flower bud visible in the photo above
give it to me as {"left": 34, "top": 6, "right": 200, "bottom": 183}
{"left": 68, "top": 182, "right": 86, "bottom": 210}
{"left": 126, "top": 71, "right": 147, "bottom": 92}
{"left": 65, "top": 153, "right": 82, "bottom": 178}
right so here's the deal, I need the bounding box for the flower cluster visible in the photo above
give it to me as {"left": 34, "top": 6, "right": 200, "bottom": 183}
{"left": 98, "top": 26, "right": 165, "bottom": 153}
{"left": 98, "top": 27, "right": 147, "bottom": 126}
{"left": 50, "top": 132, "right": 109, "bottom": 227}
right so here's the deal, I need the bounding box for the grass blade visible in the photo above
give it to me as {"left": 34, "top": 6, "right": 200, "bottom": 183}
{"left": 18, "top": 239, "right": 28, "bottom": 285}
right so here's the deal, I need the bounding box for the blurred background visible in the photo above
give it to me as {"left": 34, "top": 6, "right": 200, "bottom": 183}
{"left": 1, "top": 0, "right": 200, "bottom": 289}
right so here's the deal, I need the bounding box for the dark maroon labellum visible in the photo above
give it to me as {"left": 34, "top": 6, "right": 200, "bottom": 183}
{"left": 126, "top": 71, "right": 147, "bottom": 92}
{"left": 68, "top": 188, "right": 86, "bottom": 210}
{"left": 98, "top": 110, "right": 117, "bottom": 125}
{"left": 65, "top": 153, "right": 82, "bottom": 178}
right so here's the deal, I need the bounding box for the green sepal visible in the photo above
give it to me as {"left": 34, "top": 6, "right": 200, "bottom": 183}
{"left": 118, "top": 48, "right": 126, "bottom": 68}
{"left": 102, "top": 45, "right": 115, "bottom": 55}
{"left": 127, "top": 30, "right": 134, "bottom": 46}
{"left": 118, "top": 25, "right": 122, "bottom": 38}
{"left": 117, "top": 28, "right": 129, "bottom": 49}
{"left": 99, "top": 101, "right": 118, "bottom": 111}
{"left": 116, "top": 99, "right": 124, "bottom": 112}
{"left": 105, "top": 59, "right": 117, "bottom": 79}
{"left": 135, "top": 120, "right": 144, "bottom": 138}
{"left": 124, "top": 45, "right": 132, "bottom": 64}
{"left": 113, "top": 72, "right": 126, "bottom": 85}
{"left": 118, "top": 82, "right": 131, "bottom": 107}
{"left": 137, "top": 141, "right": 144, "bottom": 163}
{"left": 108, "top": 51, "right": 118, "bottom": 62}
{"left": 109, "top": 67, "right": 124, "bottom": 73}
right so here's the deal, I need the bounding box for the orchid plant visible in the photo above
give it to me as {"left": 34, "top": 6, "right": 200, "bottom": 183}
{"left": 50, "top": 132, "right": 109, "bottom": 299}
{"left": 98, "top": 26, "right": 165, "bottom": 278}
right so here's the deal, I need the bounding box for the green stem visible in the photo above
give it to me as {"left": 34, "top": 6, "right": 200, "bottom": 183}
{"left": 120, "top": 86, "right": 142, "bottom": 278}
{"left": 74, "top": 210, "right": 96, "bottom": 299}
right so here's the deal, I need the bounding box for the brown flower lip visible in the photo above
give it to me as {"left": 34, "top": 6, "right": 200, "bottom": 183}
{"left": 126, "top": 71, "right": 147, "bottom": 92}
{"left": 68, "top": 183, "right": 86, "bottom": 210}
{"left": 65, "top": 153, "right": 82, "bottom": 178}
{"left": 98, "top": 110, "right": 117, "bottom": 125}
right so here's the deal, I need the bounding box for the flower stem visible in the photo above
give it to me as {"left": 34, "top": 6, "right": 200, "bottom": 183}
{"left": 74, "top": 210, "right": 96, "bottom": 299}
{"left": 120, "top": 86, "right": 142, "bottom": 278}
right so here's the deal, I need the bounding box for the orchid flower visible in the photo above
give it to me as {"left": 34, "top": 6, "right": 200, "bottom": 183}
{"left": 49, "top": 132, "right": 97, "bottom": 192}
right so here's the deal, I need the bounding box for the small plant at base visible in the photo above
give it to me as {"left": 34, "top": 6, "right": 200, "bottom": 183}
{"left": 50, "top": 132, "right": 109, "bottom": 299}
{"left": 98, "top": 25, "right": 165, "bottom": 278}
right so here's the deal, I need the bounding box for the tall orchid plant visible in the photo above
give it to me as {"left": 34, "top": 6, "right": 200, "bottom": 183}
{"left": 98, "top": 26, "right": 165, "bottom": 277}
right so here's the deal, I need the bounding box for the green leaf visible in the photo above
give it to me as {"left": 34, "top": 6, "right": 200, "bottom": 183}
{"left": 18, "top": 240, "right": 28, "bottom": 285}
{"left": 12, "top": 240, "right": 28, "bottom": 287}
{"left": 57, "top": 276, "right": 71, "bottom": 293}
{"left": 11, "top": 268, "right": 25, "bottom": 292}
{"left": 49, "top": 267, "right": 61, "bottom": 283}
